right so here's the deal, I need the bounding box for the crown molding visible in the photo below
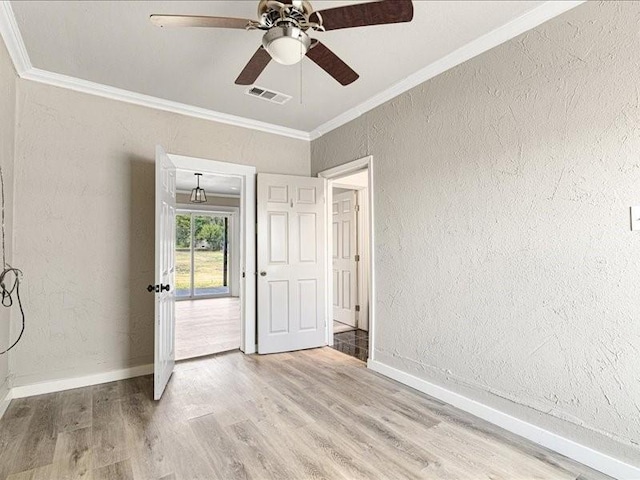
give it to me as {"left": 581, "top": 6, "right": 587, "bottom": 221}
{"left": 1, "top": 0, "right": 584, "bottom": 143}
{"left": 0, "top": 1, "right": 311, "bottom": 141}
{"left": 308, "top": 0, "right": 585, "bottom": 140}
{"left": 0, "top": 0, "right": 29, "bottom": 74}
{"left": 21, "top": 68, "right": 311, "bottom": 140}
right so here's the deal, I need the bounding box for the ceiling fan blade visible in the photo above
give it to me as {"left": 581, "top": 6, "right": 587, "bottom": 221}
{"left": 150, "top": 14, "right": 253, "bottom": 29}
{"left": 310, "top": 0, "right": 413, "bottom": 31}
{"left": 235, "top": 47, "right": 272, "bottom": 85}
{"left": 306, "top": 41, "right": 358, "bottom": 86}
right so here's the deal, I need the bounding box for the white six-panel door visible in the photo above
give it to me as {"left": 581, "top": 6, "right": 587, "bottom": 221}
{"left": 332, "top": 191, "right": 358, "bottom": 326}
{"left": 257, "top": 174, "right": 326, "bottom": 354}
{"left": 154, "top": 146, "right": 176, "bottom": 400}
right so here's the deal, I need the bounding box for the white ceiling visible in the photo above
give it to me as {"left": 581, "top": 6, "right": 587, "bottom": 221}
{"left": 10, "top": 1, "right": 553, "bottom": 133}
{"left": 176, "top": 170, "right": 241, "bottom": 196}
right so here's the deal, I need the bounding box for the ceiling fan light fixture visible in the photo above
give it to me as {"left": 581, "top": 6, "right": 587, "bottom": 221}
{"left": 262, "top": 26, "right": 310, "bottom": 65}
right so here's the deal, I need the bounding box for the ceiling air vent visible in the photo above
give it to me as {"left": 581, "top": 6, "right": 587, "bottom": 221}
{"left": 246, "top": 86, "right": 292, "bottom": 105}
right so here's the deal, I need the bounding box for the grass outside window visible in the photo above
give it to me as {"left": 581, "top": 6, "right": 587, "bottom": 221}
{"left": 176, "top": 250, "right": 225, "bottom": 291}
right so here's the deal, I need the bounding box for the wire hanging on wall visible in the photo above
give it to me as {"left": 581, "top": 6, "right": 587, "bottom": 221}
{"left": 0, "top": 166, "right": 25, "bottom": 355}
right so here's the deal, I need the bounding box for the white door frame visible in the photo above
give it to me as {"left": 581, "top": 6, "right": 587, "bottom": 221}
{"left": 170, "top": 153, "right": 257, "bottom": 354}
{"left": 318, "top": 156, "right": 376, "bottom": 362}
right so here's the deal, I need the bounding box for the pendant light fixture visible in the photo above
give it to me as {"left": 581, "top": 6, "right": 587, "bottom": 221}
{"left": 190, "top": 173, "right": 207, "bottom": 203}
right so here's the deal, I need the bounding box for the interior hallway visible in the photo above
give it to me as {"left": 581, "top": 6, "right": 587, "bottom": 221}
{"left": 175, "top": 297, "right": 240, "bottom": 360}
{"left": 0, "top": 348, "right": 609, "bottom": 480}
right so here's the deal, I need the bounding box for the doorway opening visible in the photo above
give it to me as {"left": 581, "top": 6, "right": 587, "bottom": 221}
{"left": 174, "top": 171, "right": 242, "bottom": 361}
{"left": 319, "top": 157, "right": 374, "bottom": 363}
{"left": 154, "top": 148, "right": 256, "bottom": 399}
{"left": 176, "top": 212, "right": 232, "bottom": 299}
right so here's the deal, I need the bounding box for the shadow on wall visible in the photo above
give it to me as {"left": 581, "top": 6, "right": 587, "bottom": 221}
{"left": 127, "top": 156, "right": 155, "bottom": 372}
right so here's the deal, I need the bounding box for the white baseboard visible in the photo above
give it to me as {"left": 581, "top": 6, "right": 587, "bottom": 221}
{"left": 0, "top": 387, "right": 11, "bottom": 419}
{"left": 10, "top": 364, "right": 153, "bottom": 399}
{"left": 368, "top": 359, "right": 640, "bottom": 480}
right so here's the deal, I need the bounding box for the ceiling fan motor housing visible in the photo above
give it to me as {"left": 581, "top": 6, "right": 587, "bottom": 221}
{"left": 257, "top": 0, "right": 315, "bottom": 24}
{"left": 261, "top": 8, "right": 307, "bottom": 29}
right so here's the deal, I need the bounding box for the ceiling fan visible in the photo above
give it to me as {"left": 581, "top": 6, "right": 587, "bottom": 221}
{"left": 150, "top": 0, "right": 414, "bottom": 87}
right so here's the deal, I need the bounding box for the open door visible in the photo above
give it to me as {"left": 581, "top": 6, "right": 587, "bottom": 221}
{"left": 257, "top": 174, "right": 326, "bottom": 354}
{"left": 154, "top": 146, "right": 176, "bottom": 400}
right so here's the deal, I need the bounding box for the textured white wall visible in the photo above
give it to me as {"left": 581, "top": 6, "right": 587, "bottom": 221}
{"left": 312, "top": 1, "right": 640, "bottom": 466}
{"left": 0, "top": 37, "right": 15, "bottom": 400}
{"left": 12, "top": 80, "right": 309, "bottom": 386}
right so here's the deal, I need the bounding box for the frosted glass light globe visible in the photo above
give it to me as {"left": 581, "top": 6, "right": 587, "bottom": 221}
{"left": 263, "top": 26, "right": 310, "bottom": 66}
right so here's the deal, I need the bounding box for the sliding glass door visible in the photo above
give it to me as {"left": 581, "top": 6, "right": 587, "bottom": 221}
{"left": 176, "top": 212, "right": 230, "bottom": 299}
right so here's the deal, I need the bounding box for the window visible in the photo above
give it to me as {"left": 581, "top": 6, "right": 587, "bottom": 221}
{"left": 176, "top": 212, "right": 230, "bottom": 299}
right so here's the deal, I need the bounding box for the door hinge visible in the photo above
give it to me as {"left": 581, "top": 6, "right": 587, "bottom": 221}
{"left": 355, "top": 305, "right": 360, "bottom": 312}
{"left": 355, "top": 254, "right": 360, "bottom": 262}
{"left": 354, "top": 204, "right": 360, "bottom": 212}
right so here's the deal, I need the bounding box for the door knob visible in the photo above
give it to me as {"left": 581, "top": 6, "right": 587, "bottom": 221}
{"left": 260, "top": 271, "right": 267, "bottom": 277}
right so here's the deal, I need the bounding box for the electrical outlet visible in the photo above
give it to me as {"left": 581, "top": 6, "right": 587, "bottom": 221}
{"left": 631, "top": 206, "right": 640, "bottom": 231}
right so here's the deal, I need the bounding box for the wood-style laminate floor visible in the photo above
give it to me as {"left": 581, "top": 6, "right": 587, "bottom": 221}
{"left": 175, "top": 297, "right": 240, "bottom": 360}
{"left": 0, "top": 348, "right": 611, "bottom": 480}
